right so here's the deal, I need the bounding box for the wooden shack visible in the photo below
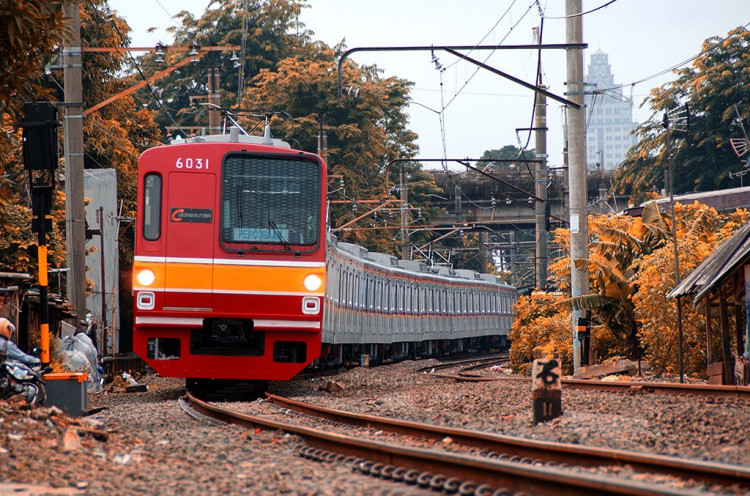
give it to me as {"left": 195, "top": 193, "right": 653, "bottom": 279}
{"left": 0, "top": 271, "right": 77, "bottom": 353}
{"left": 670, "top": 221, "right": 750, "bottom": 385}
{"left": 0, "top": 272, "right": 33, "bottom": 343}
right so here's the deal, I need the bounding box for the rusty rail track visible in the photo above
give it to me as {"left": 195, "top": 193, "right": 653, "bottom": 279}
{"left": 182, "top": 393, "right": 745, "bottom": 495}
{"left": 421, "top": 360, "right": 750, "bottom": 401}
{"left": 264, "top": 392, "right": 750, "bottom": 491}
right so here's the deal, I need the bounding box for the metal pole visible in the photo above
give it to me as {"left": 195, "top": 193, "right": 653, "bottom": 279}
{"left": 208, "top": 67, "right": 221, "bottom": 135}
{"left": 400, "top": 165, "right": 409, "bottom": 260}
{"left": 63, "top": 2, "right": 87, "bottom": 319}
{"left": 97, "top": 207, "right": 108, "bottom": 355}
{"left": 37, "top": 208, "right": 50, "bottom": 365}
{"left": 565, "top": 0, "right": 589, "bottom": 376}
{"left": 533, "top": 27, "right": 548, "bottom": 290}
{"left": 667, "top": 129, "right": 685, "bottom": 383}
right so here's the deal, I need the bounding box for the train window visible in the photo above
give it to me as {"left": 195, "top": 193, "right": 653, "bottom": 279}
{"left": 355, "top": 274, "right": 361, "bottom": 308}
{"left": 143, "top": 173, "right": 162, "bottom": 241}
{"left": 339, "top": 267, "right": 346, "bottom": 305}
{"left": 352, "top": 273, "right": 356, "bottom": 308}
{"left": 221, "top": 155, "right": 320, "bottom": 247}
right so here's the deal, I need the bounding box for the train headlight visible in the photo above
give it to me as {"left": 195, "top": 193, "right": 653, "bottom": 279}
{"left": 303, "top": 274, "right": 323, "bottom": 292}
{"left": 136, "top": 269, "right": 156, "bottom": 287}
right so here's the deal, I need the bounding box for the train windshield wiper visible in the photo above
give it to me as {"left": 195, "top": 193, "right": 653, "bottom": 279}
{"left": 268, "top": 219, "right": 290, "bottom": 250}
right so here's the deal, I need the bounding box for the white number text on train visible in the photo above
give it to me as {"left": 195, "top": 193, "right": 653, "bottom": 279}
{"left": 175, "top": 158, "right": 209, "bottom": 170}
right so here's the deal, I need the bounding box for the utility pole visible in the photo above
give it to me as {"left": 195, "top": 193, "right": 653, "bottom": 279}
{"left": 533, "top": 27, "right": 548, "bottom": 290}
{"left": 97, "top": 206, "right": 108, "bottom": 355}
{"left": 317, "top": 115, "right": 328, "bottom": 163}
{"left": 208, "top": 67, "right": 221, "bottom": 134}
{"left": 400, "top": 165, "right": 409, "bottom": 260}
{"left": 63, "top": 2, "right": 87, "bottom": 319}
{"left": 566, "top": 0, "right": 589, "bottom": 375}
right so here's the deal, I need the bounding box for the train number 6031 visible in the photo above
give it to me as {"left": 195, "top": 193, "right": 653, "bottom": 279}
{"left": 175, "top": 157, "right": 209, "bottom": 170}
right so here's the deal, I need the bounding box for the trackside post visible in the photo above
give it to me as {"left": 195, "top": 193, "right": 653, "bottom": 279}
{"left": 531, "top": 358, "right": 562, "bottom": 423}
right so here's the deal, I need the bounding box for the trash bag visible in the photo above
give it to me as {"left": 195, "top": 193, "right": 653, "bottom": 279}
{"left": 52, "top": 336, "right": 67, "bottom": 363}
{"left": 62, "top": 333, "right": 101, "bottom": 392}
{"left": 62, "top": 349, "right": 91, "bottom": 373}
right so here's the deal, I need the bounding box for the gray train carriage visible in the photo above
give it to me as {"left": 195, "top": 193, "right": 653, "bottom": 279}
{"left": 320, "top": 234, "right": 516, "bottom": 367}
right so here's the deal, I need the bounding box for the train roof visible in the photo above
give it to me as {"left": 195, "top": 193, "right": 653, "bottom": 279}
{"left": 329, "top": 233, "right": 513, "bottom": 289}
{"left": 170, "top": 128, "right": 291, "bottom": 149}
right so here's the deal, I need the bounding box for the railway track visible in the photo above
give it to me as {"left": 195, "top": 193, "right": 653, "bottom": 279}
{"left": 422, "top": 358, "right": 750, "bottom": 402}
{"left": 181, "top": 392, "right": 750, "bottom": 495}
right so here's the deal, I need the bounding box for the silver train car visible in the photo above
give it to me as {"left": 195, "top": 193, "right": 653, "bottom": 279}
{"left": 319, "top": 234, "right": 516, "bottom": 366}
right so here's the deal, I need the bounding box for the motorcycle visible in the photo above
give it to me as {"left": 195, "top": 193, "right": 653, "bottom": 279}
{"left": 0, "top": 349, "right": 47, "bottom": 406}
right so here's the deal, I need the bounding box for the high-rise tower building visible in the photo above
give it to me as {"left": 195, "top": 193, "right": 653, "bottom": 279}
{"left": 584, "top": 50, "right": 637, "bottom": 171}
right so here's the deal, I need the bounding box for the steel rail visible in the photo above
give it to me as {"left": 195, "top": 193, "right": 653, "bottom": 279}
{"left": 184, "top": 393, "right": 698, "bottom": 496}
{"left": 562, "top": 378, "right": 750, "bottom": 401}
{"left": 264, "top": 393, "right": 750, "bottom": 490}
{"left": 424, "top": 360, "right": 750, "bottom": 401}
{"left": 416, "top": 356, "right": 511, "bottom": 382}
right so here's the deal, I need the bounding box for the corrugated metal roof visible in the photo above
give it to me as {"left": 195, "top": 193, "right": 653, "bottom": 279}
{"left": 668, "top": 221, "right": 750, "bottom": 304}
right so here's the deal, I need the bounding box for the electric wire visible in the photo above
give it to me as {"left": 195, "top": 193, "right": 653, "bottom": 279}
{"left": 88, "top": 1, "right": 188, "bottom": 137}
{"left": 153, "top": 0, "right": 182, "bottom": 28}
{"left": 443, "top": 0, "right": 520, "bottom": 71}
{"left": 441, "top": 1, "right": 536, "bottom": 111}
{"left": 44, "top": 72, "right": 134, "bottom": 170}
{"left": 430, "top": 1, "right": 543, "bottom": 205}
{"left": 542, "top": 0, "right": 619, "bottom": 19}
{"left": 589, "top": 20, "right": 750, "bottom": 97}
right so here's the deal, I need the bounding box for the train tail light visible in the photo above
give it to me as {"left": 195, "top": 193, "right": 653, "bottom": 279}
{"left": 137, "top": 292, "right": 155, "bottom": 310}
{"left": 302, "top": 297, "right": 320, "bottom": 315}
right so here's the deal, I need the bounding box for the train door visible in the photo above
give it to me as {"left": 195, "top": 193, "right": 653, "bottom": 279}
{"left": 164, "top": 172, "right": 216, "bottom": 309}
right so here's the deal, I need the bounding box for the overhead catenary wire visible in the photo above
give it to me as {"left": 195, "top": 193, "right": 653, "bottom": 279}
{"left": 588, "top": 20, "right": 750, "bottom": 97}
{"left": 542, "top": 0, "right": 619, "bottom": 19}
{"left": 88, "top": 0, "right": 188, "bottom": 138}
{"left": 443, "top": 0, "right": 520, "bottom": 71}
{"left": 153, "top": 0, "right": 182, "bottom": 28}
{"left": 441, "top": 1, "right": 537, "bottom": 111}
{"left": 428, "top": 0, "right": 545, "bottom": 200}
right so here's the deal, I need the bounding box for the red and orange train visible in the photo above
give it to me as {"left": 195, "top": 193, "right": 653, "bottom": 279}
{"left": 132, "top": 131, "right": 515, "bottom": 388}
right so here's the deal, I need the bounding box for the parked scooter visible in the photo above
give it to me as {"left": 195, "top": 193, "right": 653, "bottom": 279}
{"left": 0, "top": 354, "right": 46, "bottom": 406}
{"left": 0, "top": 318, "right": 47, "bottom": 406}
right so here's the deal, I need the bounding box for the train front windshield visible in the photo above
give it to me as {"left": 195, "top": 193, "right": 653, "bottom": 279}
{"left": 221, "top": 154, "right": 321, "bottom": 247}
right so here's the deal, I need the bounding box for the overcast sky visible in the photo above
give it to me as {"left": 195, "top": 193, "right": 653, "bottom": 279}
{"left": 109, "top": 0, "right": 749, "bottom": 166}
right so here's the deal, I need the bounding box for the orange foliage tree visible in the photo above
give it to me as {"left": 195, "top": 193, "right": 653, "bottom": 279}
{"left": 509, "top": 291, "right": 571, "bottom": 375}
{"left": 510, "top": 200, "right": 748, "bottom": 377}
{"left": 635, "top": 203, "right": 749, "bottom": 376}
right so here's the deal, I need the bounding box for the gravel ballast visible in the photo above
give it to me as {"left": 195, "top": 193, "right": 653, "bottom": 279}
{"left": 0, "top": 359, "right": 748, "bottom": 495}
